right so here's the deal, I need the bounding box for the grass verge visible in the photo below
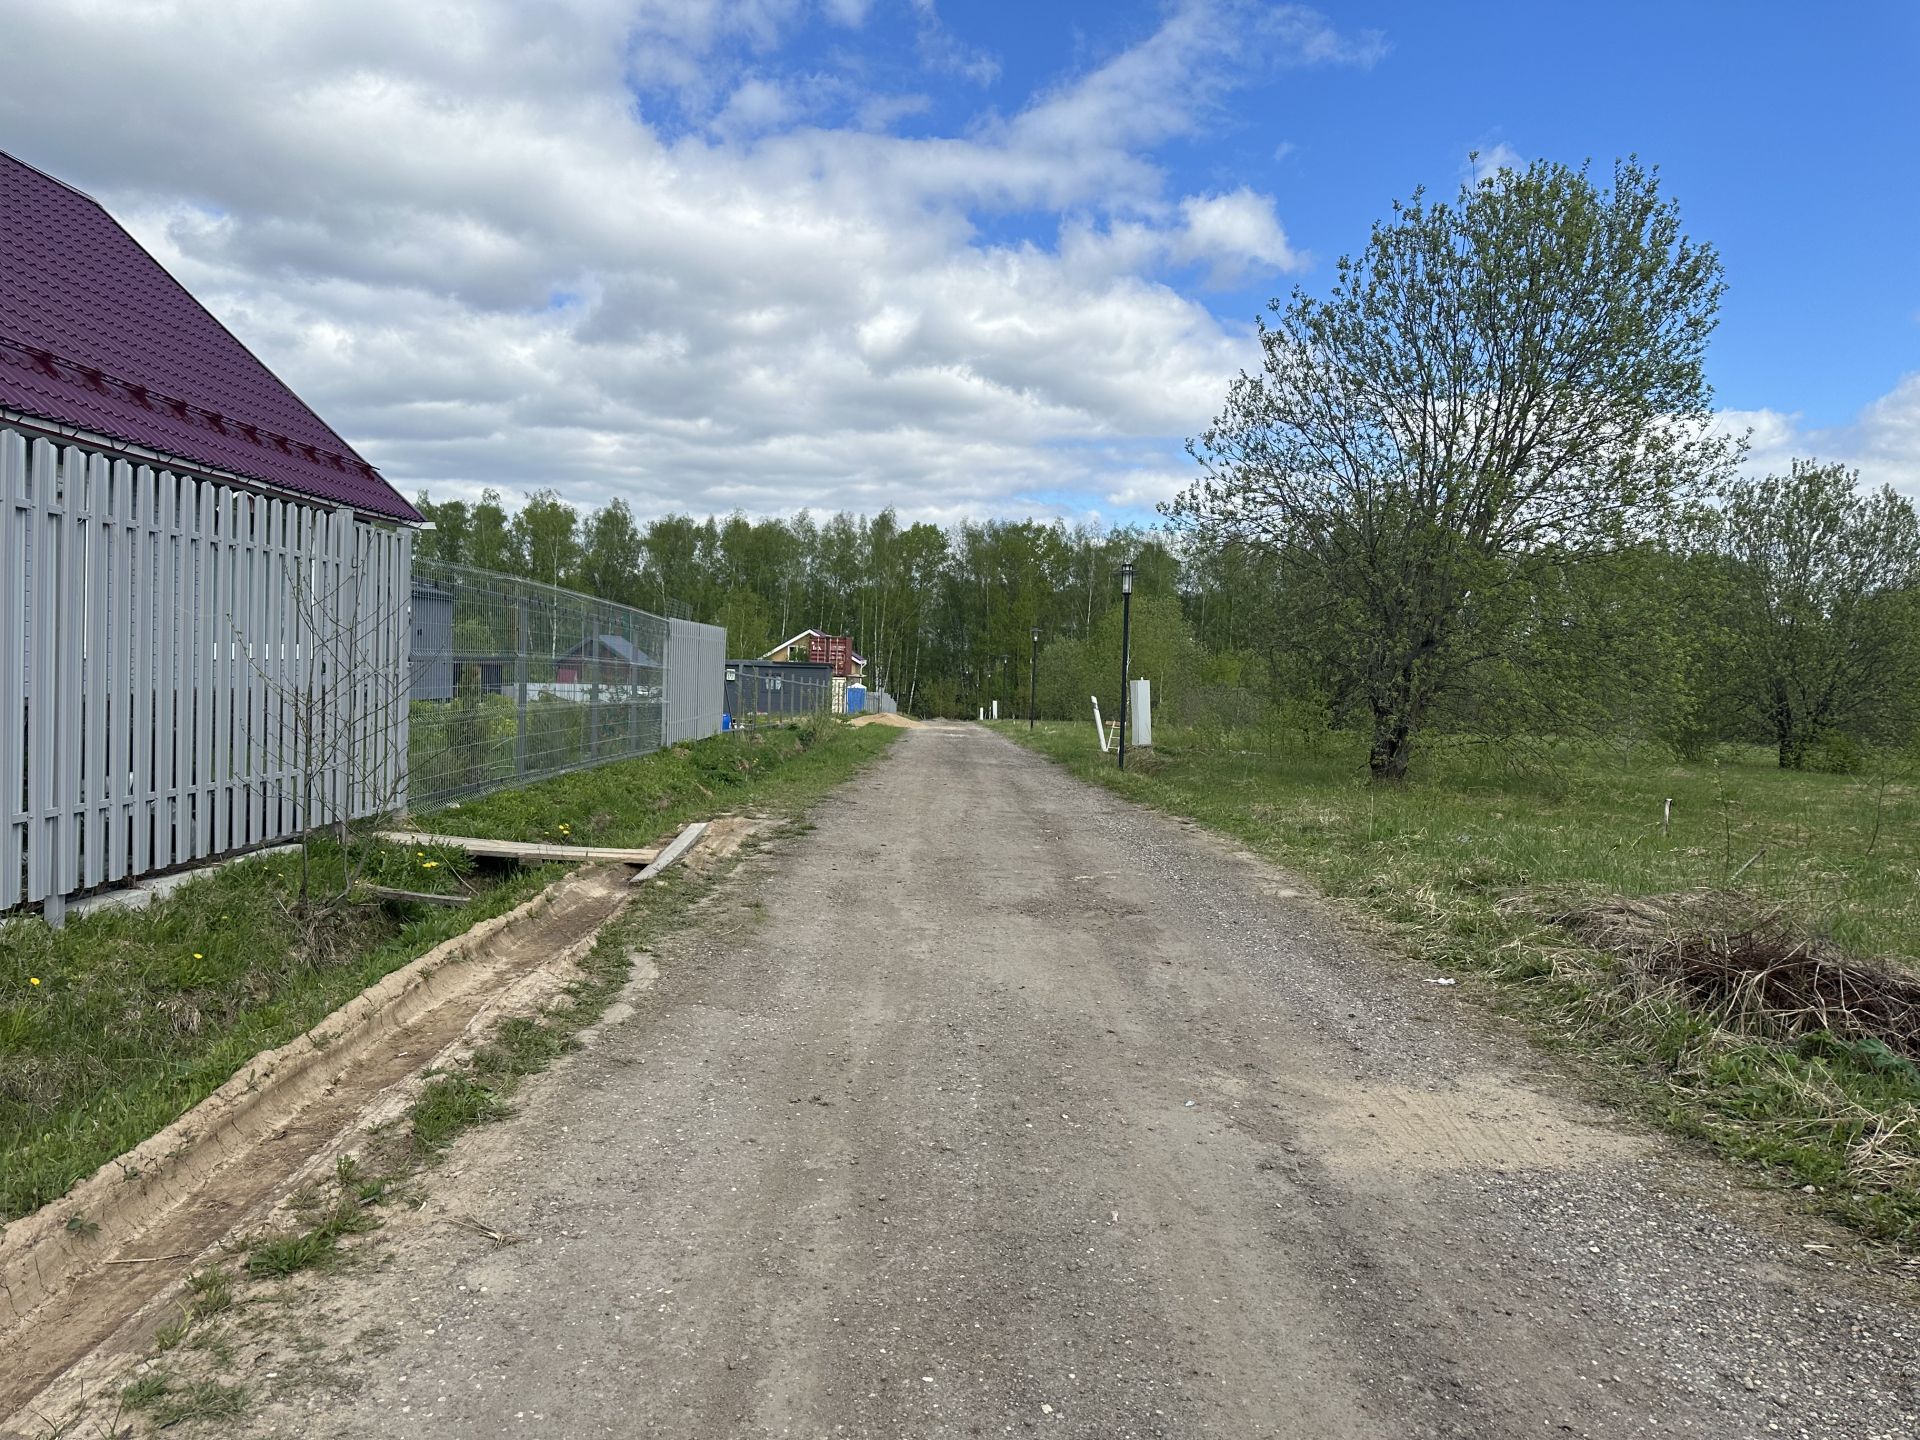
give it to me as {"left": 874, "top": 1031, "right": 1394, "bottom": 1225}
{"left": 1, "top": 717, "right": 896, "bottom": 1221}
{"left": 1001, "top": 720, "right": 1920, "bottom": 1247}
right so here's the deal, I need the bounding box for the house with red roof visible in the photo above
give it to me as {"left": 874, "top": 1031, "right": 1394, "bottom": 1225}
{"left": 761, "top": 629, "right": 865, "bottom": 680}
{"left": 2, "top": 151, "right": 418, "bottom": 923}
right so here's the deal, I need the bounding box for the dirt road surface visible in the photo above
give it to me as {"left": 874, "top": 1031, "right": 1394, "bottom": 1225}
{"left": 244, "top": 724, "right": 1915, "bottom": 1438}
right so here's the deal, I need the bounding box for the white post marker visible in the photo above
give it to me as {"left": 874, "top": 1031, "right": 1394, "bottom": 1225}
{"left": 991, "top": 699, "right": 999, "bottom": 720}
{"left": 1130, "top": 678, "right": 1152, "bottom": 748}
{"left": 1091, "top": 696, "right": 1108, "bottom": 752}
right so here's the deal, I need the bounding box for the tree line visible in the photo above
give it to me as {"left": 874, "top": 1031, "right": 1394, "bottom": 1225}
{"left": 410, "top": 494, "right": 1188, "bottom": 718}
{"left": 414, "top": 156, "right": 1920, "bottom": 777}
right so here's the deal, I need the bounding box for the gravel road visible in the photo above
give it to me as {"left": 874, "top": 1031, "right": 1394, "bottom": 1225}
{"left": 256, "top": 723, "right": 1917, "bottom": 1439}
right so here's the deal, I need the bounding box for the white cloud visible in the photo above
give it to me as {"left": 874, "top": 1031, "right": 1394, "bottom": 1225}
{"left": 909, "top": 0, "right": 1001, "bottom": 86}
{"left": 1056, "top": 188, "right": 1304, "bottom": 288}
{"left": 0, "top": 0, "right": 1377, "bottom": 523}
{"left": 711, "top": 74, "right": 798, "bottom": 138}
{"left": 1173, "top": 189, "right": 1303, "bottom": 285}
{"left": 1467, "top": 142, "right": 1523, "bottom": 184}
{"left": 1716, "top": 374, "right": 1920, "bottom": 498}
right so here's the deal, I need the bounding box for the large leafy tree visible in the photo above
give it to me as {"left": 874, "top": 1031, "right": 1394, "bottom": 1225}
{"left": 464, "top": 489, "right": 517, "bottom": 574}
{"left": 578, "top": 499, "right": 644, "bottom": 607}
{"left": 1174, "top": 158, "right": 1737, "bottom": 780}
{"left": 512, "top": 489, "right": 582, "bottom": 591}
{"left": 1707, "top": 460, "right": 1920, "bottom": 767}
{"left": 413, "top": 494, "right": 471, "bottom": 564}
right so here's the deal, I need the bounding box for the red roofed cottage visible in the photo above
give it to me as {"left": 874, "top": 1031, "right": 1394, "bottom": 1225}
{"left": 2, "top": 152, "right": 419, "bottom": 922}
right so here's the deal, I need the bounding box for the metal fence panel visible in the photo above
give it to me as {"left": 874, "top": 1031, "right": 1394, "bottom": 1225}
{"left": 663, "top": 616, "right": 727, "bottom": 744}
{"left": 723, "top": 661, "right": 836, "bottom": 724}
{"left": 405, "top": 559, "right": 724, "bottom": 808}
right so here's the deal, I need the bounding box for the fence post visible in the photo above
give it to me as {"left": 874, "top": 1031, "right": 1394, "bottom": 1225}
{"left": 589, "top": 643, "right": 601, "bottom": 760}
{"left": 1, "top": 430, "right": 24, "bottom": 912}
{"left": 513, "top": 596, "right": 529, "bottom": 779}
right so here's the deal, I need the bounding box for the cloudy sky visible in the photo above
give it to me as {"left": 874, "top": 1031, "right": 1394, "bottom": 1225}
{"left": 4, "top": 0, "right": 1916, "bottom": 523}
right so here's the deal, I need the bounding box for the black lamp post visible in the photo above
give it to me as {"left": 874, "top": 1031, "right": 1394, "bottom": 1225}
{"left": 1028, "top": 625, "right": 1039, "bottom": 731}
{"left": 1117, "top": 559, "right": 1134, "bottom": 770}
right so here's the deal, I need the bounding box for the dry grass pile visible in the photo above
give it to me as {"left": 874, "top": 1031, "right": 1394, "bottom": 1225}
{"left": 1550, "top": 889, "right": 1920, "bottom": 1060}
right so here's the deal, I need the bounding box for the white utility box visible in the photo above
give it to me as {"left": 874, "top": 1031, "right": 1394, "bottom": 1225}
{"left": 1130, "top": 678, "right": 1152, "bottom": 747}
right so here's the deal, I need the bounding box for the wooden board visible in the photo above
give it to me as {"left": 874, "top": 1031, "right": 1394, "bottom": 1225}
{"left": 628, "top": 822, "right": 707, "bottom": 885}
{"left": 358, "top": 883, "right": 468, "bottom": 908}
{"left": 378, "top": 830, "right": 663, "bottom": 865}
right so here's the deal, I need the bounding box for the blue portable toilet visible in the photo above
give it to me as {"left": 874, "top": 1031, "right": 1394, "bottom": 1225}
{"left": 846, "top": 682, "right": 867, "bottom": 714}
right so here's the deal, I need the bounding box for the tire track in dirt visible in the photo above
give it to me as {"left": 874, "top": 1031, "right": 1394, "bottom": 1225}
{"left": 0, "top": 865, "right": 633, "bottom": 1425}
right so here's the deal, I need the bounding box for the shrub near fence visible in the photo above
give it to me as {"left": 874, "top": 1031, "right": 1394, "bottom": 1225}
{"left": 405, "top": 559, "right": 724, "bottom": 809}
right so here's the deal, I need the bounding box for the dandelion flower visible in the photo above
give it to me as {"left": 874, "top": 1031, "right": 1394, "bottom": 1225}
{"left": 192, "top": 952, "right": 203, "bottom": 960}
{"left": 423, "top": 861, "right": 440, "bottom": 869}
{"left": 29, "top": 977, "right": 41, "bottom": 987}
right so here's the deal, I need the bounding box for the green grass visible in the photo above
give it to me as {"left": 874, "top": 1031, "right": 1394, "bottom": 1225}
{"left": 414, "top": 713, "right": 868, "bottom": 848}
{"left": 409, "top": 1073, "right": 511, "bottom": 1154}
{"left": 118, "top": 1373, "right": 248, "bottom": 1427}
{"left": 118, "top": 1374, "right": 170, "bottom": 1408}
{"left": 1003, "top": 719, "right": 1920, "bottom": 1245}
{"left": 185, "top": 1265, "right": 234, "bottom": 1319}
{"left": 246, "top": 1187, "right": 385, "bottom": 1279}
{"left": 407, "top": 884, "right": 701, "bottom": 1160}
{"left": 0, "top": 718, "right": 898, "bottom": 1221}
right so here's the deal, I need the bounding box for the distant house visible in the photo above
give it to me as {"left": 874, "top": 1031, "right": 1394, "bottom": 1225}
{"left": 762, "top": 629, "right": 865, "bottom": 680}
{"left": 1, "top": 150, "right": 419, "bottom": 920}
{"left": 555, "top": 632, "right": 656, "bottom": 687}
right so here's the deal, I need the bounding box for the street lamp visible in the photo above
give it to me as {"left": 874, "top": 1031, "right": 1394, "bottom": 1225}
{"left": 1117, "top": 559, "right": 1134, "bottom": 771}
{"left": 1029, "top": 625, "right": 1039, "bottom": 732}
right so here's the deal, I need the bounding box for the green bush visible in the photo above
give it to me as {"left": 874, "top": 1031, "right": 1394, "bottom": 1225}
{"left": 1803, "top": 732, "right": 1869, "bottom": 774}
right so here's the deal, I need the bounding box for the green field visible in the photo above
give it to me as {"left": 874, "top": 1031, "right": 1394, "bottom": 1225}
{"left": 0, "top": 719, "right": 897, "bottom": 1221}
{"left": 1005, "top": 719, "right": 1920, "bottom": 1245}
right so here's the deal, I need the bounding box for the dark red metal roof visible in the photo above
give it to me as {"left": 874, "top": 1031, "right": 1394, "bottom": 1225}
{"left": 0, "top": 152, "right": 419, "bottom": 522}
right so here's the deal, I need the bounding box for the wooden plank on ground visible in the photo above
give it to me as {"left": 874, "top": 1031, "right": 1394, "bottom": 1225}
{"left": 358, "top": 883, "right": 468, "bottom": 908}
{"left": 378, "top": 830, "right": 664, "bottom": 865}
{"left": 629, "top": 821, "right": 707, "bottom": 885}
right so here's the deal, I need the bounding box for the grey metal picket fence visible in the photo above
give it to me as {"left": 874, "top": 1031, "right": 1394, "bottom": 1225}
{"left": 2, "top": 421, "right": 412, "bottom": 923}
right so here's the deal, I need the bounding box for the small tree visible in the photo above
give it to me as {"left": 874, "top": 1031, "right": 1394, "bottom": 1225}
{"left": 239, "top": 523, "right": 413, "bottom": 907}
{"left": 1709, "top": 459, "right": 1920, "bottom": 768}
{"left": 1174, "top": 157, "right": 1738, "bottom": 780}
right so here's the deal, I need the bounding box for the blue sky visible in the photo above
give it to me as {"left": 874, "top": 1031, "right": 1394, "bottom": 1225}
{"left": 5, "top": 0, "right": 1915, "bottom": 521}
{"left": 731, "top": 0, "right": 1919, "bottom": 428}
